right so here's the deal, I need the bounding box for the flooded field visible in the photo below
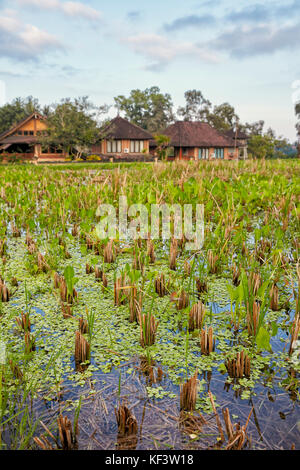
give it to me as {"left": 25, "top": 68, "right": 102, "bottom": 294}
{"left": 0, "top": 160, "right": 299, "bottom": 450}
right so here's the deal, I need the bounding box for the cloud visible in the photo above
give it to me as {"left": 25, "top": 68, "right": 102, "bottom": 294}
{"left": 225, "top": 5, "right": 270, "bottom": 23}
{"left": 127, "top": 10, "right": 142, "bottom": 21}
{"left": 163, "top": 14, "right": 216, "bottom": 32}
{"left": 124, "top": 33, "right": 220, "bottom": 70}
{"left": 207, "top": 22, "right": 300, "bottom": 58}
{"left": 0, "top": 12, "right": 63, "bottom": 61}
{"left": 18, "top": 0, "right": 102, "bottom": 22}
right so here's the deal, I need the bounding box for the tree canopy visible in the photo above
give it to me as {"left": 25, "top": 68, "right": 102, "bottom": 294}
{"left": 114, "top": 86, "right": 175, "bottom": 134}
{"left": 40, "top": 97, "right": 102, "bottom": 158}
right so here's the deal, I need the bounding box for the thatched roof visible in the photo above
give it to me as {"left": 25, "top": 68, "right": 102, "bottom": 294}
{"left": 224, "top": 128, "right": 248, "bottom": 140}
{"left": 101, "top": 116, "right": 153, "bottom": 140}
{"left": 163, "top": 121, "right": 238, "bottom": 148}
{"left": 0, "top": 112, "right": 45, "bottom": 142}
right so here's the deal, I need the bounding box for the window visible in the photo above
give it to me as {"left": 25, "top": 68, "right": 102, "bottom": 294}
{"left": 24, "top": 131, "right": 28, "bottom": 136}
{"left": 107, "top": 140, "right": 122, "bottom": 153}
{"left": 29, "top": 131, "right": 34, "bottom": 136}
{"left": 130, "top": 140, "right": 144, "bottom": 153}
{"left": 215, "top": 148, "right": 224, "bottom": 159}
{"left": 18, "top": 131, "right": 23, "bottom": 135}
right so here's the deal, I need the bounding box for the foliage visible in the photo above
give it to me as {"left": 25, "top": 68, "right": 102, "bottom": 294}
{"left": 114, "top": 86, "right": 175, "bottom": 133}
{"left": 39, "top": 97, "right": 102, "bottom": 159}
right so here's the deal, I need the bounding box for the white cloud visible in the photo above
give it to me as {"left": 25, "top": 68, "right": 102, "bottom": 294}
{"left": 0, "top": 12, "right": 63, "bottom": 61}
{"left": 124, "top": 33, "right": 220, "bottom": 70}
{"left": 18, "top": 0, "right": 102, "bottom": 22}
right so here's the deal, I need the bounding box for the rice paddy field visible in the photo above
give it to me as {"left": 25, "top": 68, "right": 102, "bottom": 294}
{"left": 0, "top": 159, "right": 299, "bottom": 451}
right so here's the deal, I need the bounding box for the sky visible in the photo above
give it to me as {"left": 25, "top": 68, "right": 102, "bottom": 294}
{"left": 0, "top": 0, "right": 299, "bottom": 142}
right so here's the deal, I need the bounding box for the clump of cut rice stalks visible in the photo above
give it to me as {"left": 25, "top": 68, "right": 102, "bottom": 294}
{"left": 196, "top": 278, "right": 208, "bottom": 295}
{"left": 138, "top": 312, "right": 159, "bottom": 347}
{"left": 184, "top": 260, "right": 191, "bottom": 276}
{"left": 222, "top": 407, "right": 253, "bottom": 450}
{"left": 246, "top": 301, "right": 260, "bottom": 337}
{"left": 103, "top": 239, "right": 116, "bottom": 264}
{"left": 255, "top": 239, "right": 271, "bottom": 265}
{"left": 270, "top": 282, "right": 280, "bottom": 311}
{"left": 154, "top": 273, "right": 168, "bottom": 297}
{"left": 0, "top": 239, "right": 7, "bottom": 257}
{"left": 61, "top": 302, "right": 73, "bottom": 319}
{"left": 37, "top": 252, "right": 49, "bottom": 273}
{"left": 74, "top": 331, "right": 90, "bottom": 371}
{"left": 114, "top": 274, "right": 129, "bottom": 306}
{"left": 85, "top": 263, "right": 94, "bottom": 275}
{"left": 289, "top": 314, "right": 300, "bottom": 356}
{"left": 85, "top": 234, "right": 94, "bottom": 251}
{"left": 189, "top": 301, "right": 206, "bottom": 331}
{"left": 225, "top": 350, "right": 251, "bottom": 378}
{"left": 169, "top": 237, "right": 178, "bottom": 270}
{"left": 16, "top": 311, "right": 31, "bottom": 332}
{"left": 57, "top": 415, "right": 78, "bottom": 450}
{"left": 71, "top": 224, "right": 79, "bottom": 237}
{"left": 95, "top": 266, "right": 108, "bottom": 291}
{"left": 24, "top": 332, "right": 35, "bottom": 354}
{"left": 232, "top": 263, "right": 240, "bottom": 287}
{"left": 53, "top": 272, "right": 62, "bottom": 289}
{"left": 207, "top": 249, "right": 219, "bottom": 274}
{"left": 115, "top": 403, "right": 138, "bottom": 450}
{"left": 200, "top": 326, "right": 215, "bottom": 355}
{"left": 176, "top": 290, "right": 189, "bottom": 311}
{"left": 147, "top": 238, "right": 155, "bottom": 264}
{"left": 129, "top": 286, "right": 142, "bottom": 323}
{"left": 132, "top": 243, "right": 145, "bottom": 272}
{"left": 179, "top": 410, "right": 207, "bottom": 436}
{"left": 138, "top": 356, "right": 163, "bottom": 385}
{"left": 59, "top": 277, "right": 78, "bottom": 305}
{"left": 180, "top": 370, "right": 198, "bottom": 411}
{"left": 79, "top": 316, "right": 88, "bottom": 334}
{"left": 248, "top": 271, "right": 261, "bottom": 296}
{"left": 11, "top": 223, "right": 21, "bottom": 238}
{"left": 0, "top": 279, "right": 10, "bottom": 302}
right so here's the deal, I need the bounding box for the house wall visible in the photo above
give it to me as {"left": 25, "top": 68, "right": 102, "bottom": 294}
{"left": 17, "top": 117, "right": 47, "bottom": 135}
{"left": 91, "top": 139, "right": 150, "bottom": 155}
{"left": 173, "top": 146, "right": 239, "bottom": 161}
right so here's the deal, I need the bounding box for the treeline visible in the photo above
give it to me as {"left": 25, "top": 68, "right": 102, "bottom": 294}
{"left": 0, "top": 88, "right": 297, "bottom": 159}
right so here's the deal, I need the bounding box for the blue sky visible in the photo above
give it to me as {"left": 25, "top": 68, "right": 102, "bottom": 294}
{"left": 0, "top": 0, "right": 299, "bottom": 141}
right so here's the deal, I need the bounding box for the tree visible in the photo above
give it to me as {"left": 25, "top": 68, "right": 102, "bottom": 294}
{"left": 40, "top": 97, "right": 101, "bottom": 159}
{"left": 114, "top": 86, "right": 174, "bottom": 133}
{"left": 208, "top": 102, "right": 239, "bottom": 132}
{"left": 247, "top": 134, "right": 275, "bottom": 159}
{"left": 240, "top": 120, "right": 265, "bottom": 136}
{"left": 153, "top": 134, "right": 171, "bottom": 161}
{"left": 177, "top": 89, "right": 211, "bottom": 122}
{"left": 0, "top": 96, "right": 41, "bottom": 134}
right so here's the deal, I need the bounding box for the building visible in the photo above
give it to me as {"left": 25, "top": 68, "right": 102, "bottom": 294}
{"left": 0, "top": 112, "right": 66, "bottom": 162}
{"left": 153, "top": 121, "right": 240, "bottom": 161}
{"left": 90, "top": 116, "right": 154, "bottom": 161}
{"left": 224, "top": 128, "right": 249, "bottom": 159}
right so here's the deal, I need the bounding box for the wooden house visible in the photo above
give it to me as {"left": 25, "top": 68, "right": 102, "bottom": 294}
{"left": 0, "top": 112, "right": 66, "bottom": 162}
{"left": 90, "top": 116, "right": 154, "bottom": 161}
{"left": 151, "top": 121, "right": 240, "bottom": 161}
{"left": 224, "top": 128, "right": 249, "bottom": 159}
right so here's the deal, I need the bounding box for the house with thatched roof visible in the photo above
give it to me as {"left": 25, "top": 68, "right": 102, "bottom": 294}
{"left": 152, "top": 121, "right": 240, "bottom": 161}
{"left": 90, "top": 116, "right": 154, "bottom": 162}
{"left": 224, "top": 128, "right": 249, "bottom": 159}
{"left": 0, "top": 112, "right": 66, "bottom": 162}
